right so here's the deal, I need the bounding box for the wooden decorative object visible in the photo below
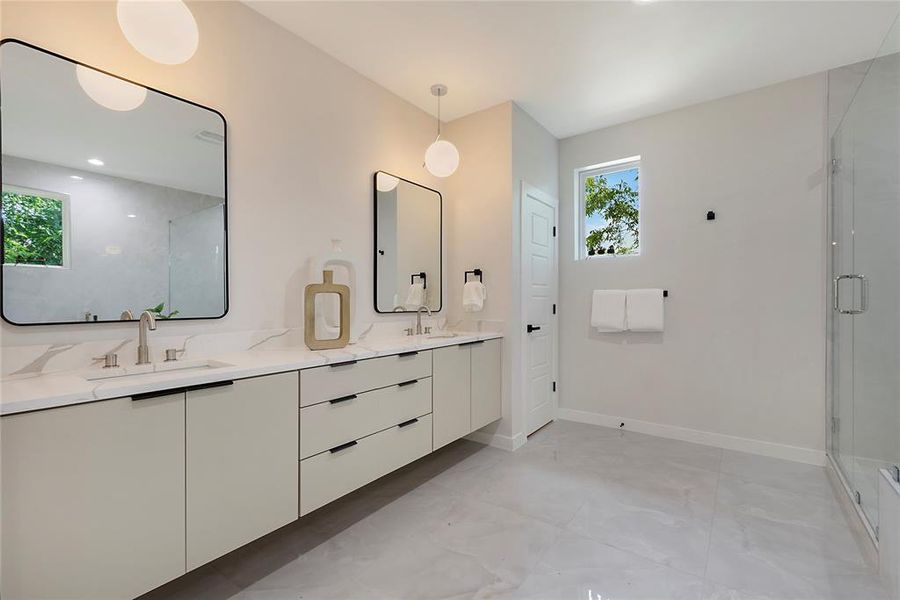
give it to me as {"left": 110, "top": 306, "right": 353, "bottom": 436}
{"left": 304, "top": 270, "right": 350, "bottom": 350}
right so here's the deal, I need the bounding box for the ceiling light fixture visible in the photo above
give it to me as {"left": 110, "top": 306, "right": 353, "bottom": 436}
{"left": 116, "top": 0, "right": 199, "bottom": 65}
{"left": 127, "top": 214, "right": 137, "bottom": 218}
{"left": 423, "top": 84, "right": 459, "bottom": 178}
{"left": 76, "top": 64, "right": 147, "bottom": 111}
{"left": 88, "top": 158, "right": 104, "bottom": 166}
{"left": 70, "top": 175, "right": 84, "bottom": 180}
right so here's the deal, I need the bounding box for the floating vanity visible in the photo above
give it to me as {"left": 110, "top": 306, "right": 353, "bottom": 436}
{"left": 0, "top": 334, "right": 502, "bottom": 600}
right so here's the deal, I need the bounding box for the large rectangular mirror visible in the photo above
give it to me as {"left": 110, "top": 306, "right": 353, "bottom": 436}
{"left": 374, "top": 171, "right": 441, "bottom": 313}
{"left": 1, "top": 40, "right": 227, "bottom": 325}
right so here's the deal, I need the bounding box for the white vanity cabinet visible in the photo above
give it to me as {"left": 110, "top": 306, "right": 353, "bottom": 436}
{"left": 186, "top": 373, "right": 299, "bottom": 570}
{"left": 0, "top": 393, "right": 186, "bottom": 600}
{"left": 471, "top": 339, "right": 502, "bottom": 430}
{"left": 299, "top": 352, "right": 434, "bottom": 515}
{"left": 433, "top": 339, "right": 503, "bottom": 449}
{"left": 433, "top": 344, "right": 473, "bottom": 449}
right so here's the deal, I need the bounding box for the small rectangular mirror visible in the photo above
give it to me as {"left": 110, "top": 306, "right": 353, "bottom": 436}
{"left": 1, "top": 40, "right": 227, "bottom": 325}
{"left": 374, "top": 171, "right": 441, "bottom": 313}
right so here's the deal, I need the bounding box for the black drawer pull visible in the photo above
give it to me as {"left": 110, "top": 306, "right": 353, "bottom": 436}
{"left": 398, "top": 418, "right": 419, "bottom": 429}
{"left": 329, "top": 394, "right": 357, "bottom": 405}
{"left": 187, "top": 380, "right": 234, "bottom": 392}
{"left": 329, "top": 440, "right": 358, "bottom": 453}
{"left": 398, "top": 379, "right": 418, "bottom": 388}
{"left": 131, "top": 387, "right": 186, "bottom": 402}
{"left": 460, "top": 340, "right": 485, "bottom": 347}
{"left": 330, "top": 360, "right": 358, "bottom": 368}
{"left": 398, "top": 351, "right": 418, "bottom": 358}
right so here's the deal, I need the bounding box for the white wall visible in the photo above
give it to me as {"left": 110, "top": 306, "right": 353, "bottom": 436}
{"left": 443, "top": 101, "right": 559, "bottom": 449}
{"left": 0, "top": 0, "right": 442, "bottom": 346}
{"left": 2, "top": 155, "right": 221, "bottom": 323}
{"left": 558, "top": 75, "right": 828, "bottom": 460}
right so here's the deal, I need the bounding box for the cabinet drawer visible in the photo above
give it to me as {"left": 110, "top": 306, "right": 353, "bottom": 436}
{"left": 300, "top": 414, "right": 432, "bottom": 515}
{"left": 300, "top": 377, "right": 432, "bottom": 459}
{"left": 300, "top": 351, "right": 431, "bottom": 406}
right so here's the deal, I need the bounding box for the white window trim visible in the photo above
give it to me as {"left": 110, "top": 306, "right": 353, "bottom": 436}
{"left": 2, "top": 184, "right": 72, "bottom": 269}
{"left": 574, "top": 155, "right": 641, "bottom": 260}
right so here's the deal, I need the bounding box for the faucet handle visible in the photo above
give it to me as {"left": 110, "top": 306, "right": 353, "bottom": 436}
{"left": 424, "top": 326, "right": 432, "bottom": 335}
{"left": 92, "top": 353, "right": 119, "bottom": 368}
{"left": 404, "top": 327, "right": 414, "bottom": 337}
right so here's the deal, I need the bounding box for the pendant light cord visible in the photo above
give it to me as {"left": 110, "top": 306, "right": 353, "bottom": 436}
{"left": 436, "top": 93, "right": 442, "bottom": 140}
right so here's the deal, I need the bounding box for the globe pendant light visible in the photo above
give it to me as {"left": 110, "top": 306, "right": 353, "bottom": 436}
{"left": 424, "top": 84, "right": 459, "bottom": 178}
{"left": 117, "top": 0, "right": 199, "bottom": 65}
{"left": 76, "top": 64, "right": 147, "bottom": 111}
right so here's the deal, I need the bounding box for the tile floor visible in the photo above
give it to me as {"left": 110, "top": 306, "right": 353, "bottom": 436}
{"left": 142, "top": 420, "right": 887, "bottom": 600}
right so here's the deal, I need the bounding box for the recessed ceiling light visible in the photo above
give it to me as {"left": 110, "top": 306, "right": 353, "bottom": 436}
{"left": 127, "top": 214, "right": 137, "bottom": 218}
{"left": 88, "top": 158, "right": 104, "bottom": 166}
{"left": 70, "top": 175, "right": 84, "bottom": 180}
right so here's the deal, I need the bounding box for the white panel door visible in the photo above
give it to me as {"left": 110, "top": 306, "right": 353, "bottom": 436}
{"left": 521, "top": 182, "right": 558, "bottom": 435}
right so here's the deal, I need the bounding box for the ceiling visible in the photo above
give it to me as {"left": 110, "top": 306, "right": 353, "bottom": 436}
{"left": 1, "top": 42, "right": 225, "bottom": 197}
{"left": 245, "top": 1, "right": 899, "bottom": 138}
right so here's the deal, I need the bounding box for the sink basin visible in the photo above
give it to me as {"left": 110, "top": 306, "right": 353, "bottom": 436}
{"left": 84, "top": 359, "right": 234, "bottom": 381}
{"left": 426, "top": 332, "right": 458, "bottom": 339}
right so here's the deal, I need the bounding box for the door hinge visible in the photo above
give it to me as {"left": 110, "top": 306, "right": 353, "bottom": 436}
{"left": 552, "top": 226, "right": 557, "bottom": 237}
{"left": 855, "top": 490, "right": 861, "bottom": 505}
{"left": 831, "top": 158, "right": 839, "bottom": 175}
{"left": 891, "top": 465, "right": 900, "bottom": 483}
{"left": 552, "top": 381, "right": 556, "bottom": 392}
{"left": 552, "top": 303, "right": 556, "bottom": 315}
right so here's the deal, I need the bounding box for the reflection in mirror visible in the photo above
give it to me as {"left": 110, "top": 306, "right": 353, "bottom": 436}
{"left": 374, "top": 171, "right": 441, "bottom": 313}
{"left": 1, "top": 41, "right": 227, "bottom": 325}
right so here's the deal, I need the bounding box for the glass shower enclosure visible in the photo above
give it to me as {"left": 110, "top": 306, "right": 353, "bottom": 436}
{"left": 829, "top": 16, "right": 900, "bottom": 536}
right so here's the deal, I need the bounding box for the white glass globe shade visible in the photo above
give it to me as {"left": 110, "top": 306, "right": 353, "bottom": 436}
{"left": 376, "top": 172, "right": 400, "bottom": 192}
{"left": 117, "top": 0, "right": 199, "bottom": 65}
{"left": 76, "top": 65, "right": 147, "bottom": 111}
{"left": 424, "top": 139, "right": 459, "bottom": 178}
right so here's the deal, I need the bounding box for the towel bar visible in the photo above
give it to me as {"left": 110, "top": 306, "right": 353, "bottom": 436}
{"left": 464, "top": 269, "right": 483, "bottom": 283}
{"left": 410, "top": 272, "right": 427, "bottom": 289}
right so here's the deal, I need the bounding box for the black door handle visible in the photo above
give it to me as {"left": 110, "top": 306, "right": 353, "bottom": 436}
{"left": 527, "top": 324, "right": 542, "bottom": 333}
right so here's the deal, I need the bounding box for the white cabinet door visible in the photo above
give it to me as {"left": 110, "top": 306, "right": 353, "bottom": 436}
{"left": 433, "top": 344, "right": 472, "bottom": 450}
{"left": 1, "top": 394, "right": 186, "bottom": 600}
{"left": 186, "top": 373, "right": 299, "bottom": 570}
{"left": 471, "top": 339, "right": 502, "bottom": 431}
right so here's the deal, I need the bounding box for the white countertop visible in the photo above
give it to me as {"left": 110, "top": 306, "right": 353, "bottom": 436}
{"left": 1, "top": 332, "right": 502, "bottom": 416}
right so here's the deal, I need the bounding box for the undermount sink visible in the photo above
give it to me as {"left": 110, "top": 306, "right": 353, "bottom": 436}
{"left": 426, "top": 331, "right": 458, "bottom": 339}
{"left": 84, "top": 359, "right": 234, "bottom": 381}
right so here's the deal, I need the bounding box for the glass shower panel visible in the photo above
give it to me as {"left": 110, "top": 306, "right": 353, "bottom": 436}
{"left": 830, "top": 16, "right": 900, "bottom": 532}
{"left": 850, "top": 30, "right": 900, "bottom": 529}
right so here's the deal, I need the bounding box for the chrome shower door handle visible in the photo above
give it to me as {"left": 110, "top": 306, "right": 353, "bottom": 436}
{"left": 834, "top": 274, "right": 867, "bottom": 314}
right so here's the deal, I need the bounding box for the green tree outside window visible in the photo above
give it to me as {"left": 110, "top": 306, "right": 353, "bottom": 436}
{"left": 2, "top": 190, "right": 65, "bottom": 266}
{"left": 584, "top": 168, "right": 639, "bottom": 256}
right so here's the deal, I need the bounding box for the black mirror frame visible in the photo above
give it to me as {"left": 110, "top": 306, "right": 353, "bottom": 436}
{"left": 373, "top": 170, "right": 442, "bottom": 314}
{"left": 0, "top": 39, "right": 229, "bottom": 326}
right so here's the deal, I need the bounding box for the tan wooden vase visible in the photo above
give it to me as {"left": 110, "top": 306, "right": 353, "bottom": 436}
{"left": 304, "top": 270, "right": 350, "bottom": 350}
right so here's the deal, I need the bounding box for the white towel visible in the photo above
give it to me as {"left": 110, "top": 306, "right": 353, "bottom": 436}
{"left": 404, "top": 283, "right": 425, "bottom": 310}
{"left": 626, "top": 288, "right": 664, "bottom": 332}
{"left": 463, "top": 281, "right": 487, "bottom": 313}
{"left": 591, "top": 290, "right": 626, "bottom": 332}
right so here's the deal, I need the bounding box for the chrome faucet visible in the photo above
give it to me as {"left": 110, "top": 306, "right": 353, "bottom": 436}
{"left": 136, "top": 310, "right": 157, "bottom": 365}
{"left": 415, "top": 305, "right": 432, "bottom": 335}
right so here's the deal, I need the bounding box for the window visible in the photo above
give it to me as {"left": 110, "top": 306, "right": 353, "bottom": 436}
{"left": 2, "top": 186, "right": 70, "bottom": 267}
{"left": 577, "top": 156, "right": 640, "bottom": 259}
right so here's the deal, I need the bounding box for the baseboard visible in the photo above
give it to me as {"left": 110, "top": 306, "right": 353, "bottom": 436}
{"left": 465, "top": 429, "right": 527, "bottom": 451}
{"left": 825, "top": 455, "right": 879, "bottom": 555}
{"left": 556, "top": 408, "right": 826, "bottom": 466}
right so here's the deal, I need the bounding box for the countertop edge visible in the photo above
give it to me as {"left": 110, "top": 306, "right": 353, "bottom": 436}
{"left": 1, "top": 333, "right": 503, "bottom": 416}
